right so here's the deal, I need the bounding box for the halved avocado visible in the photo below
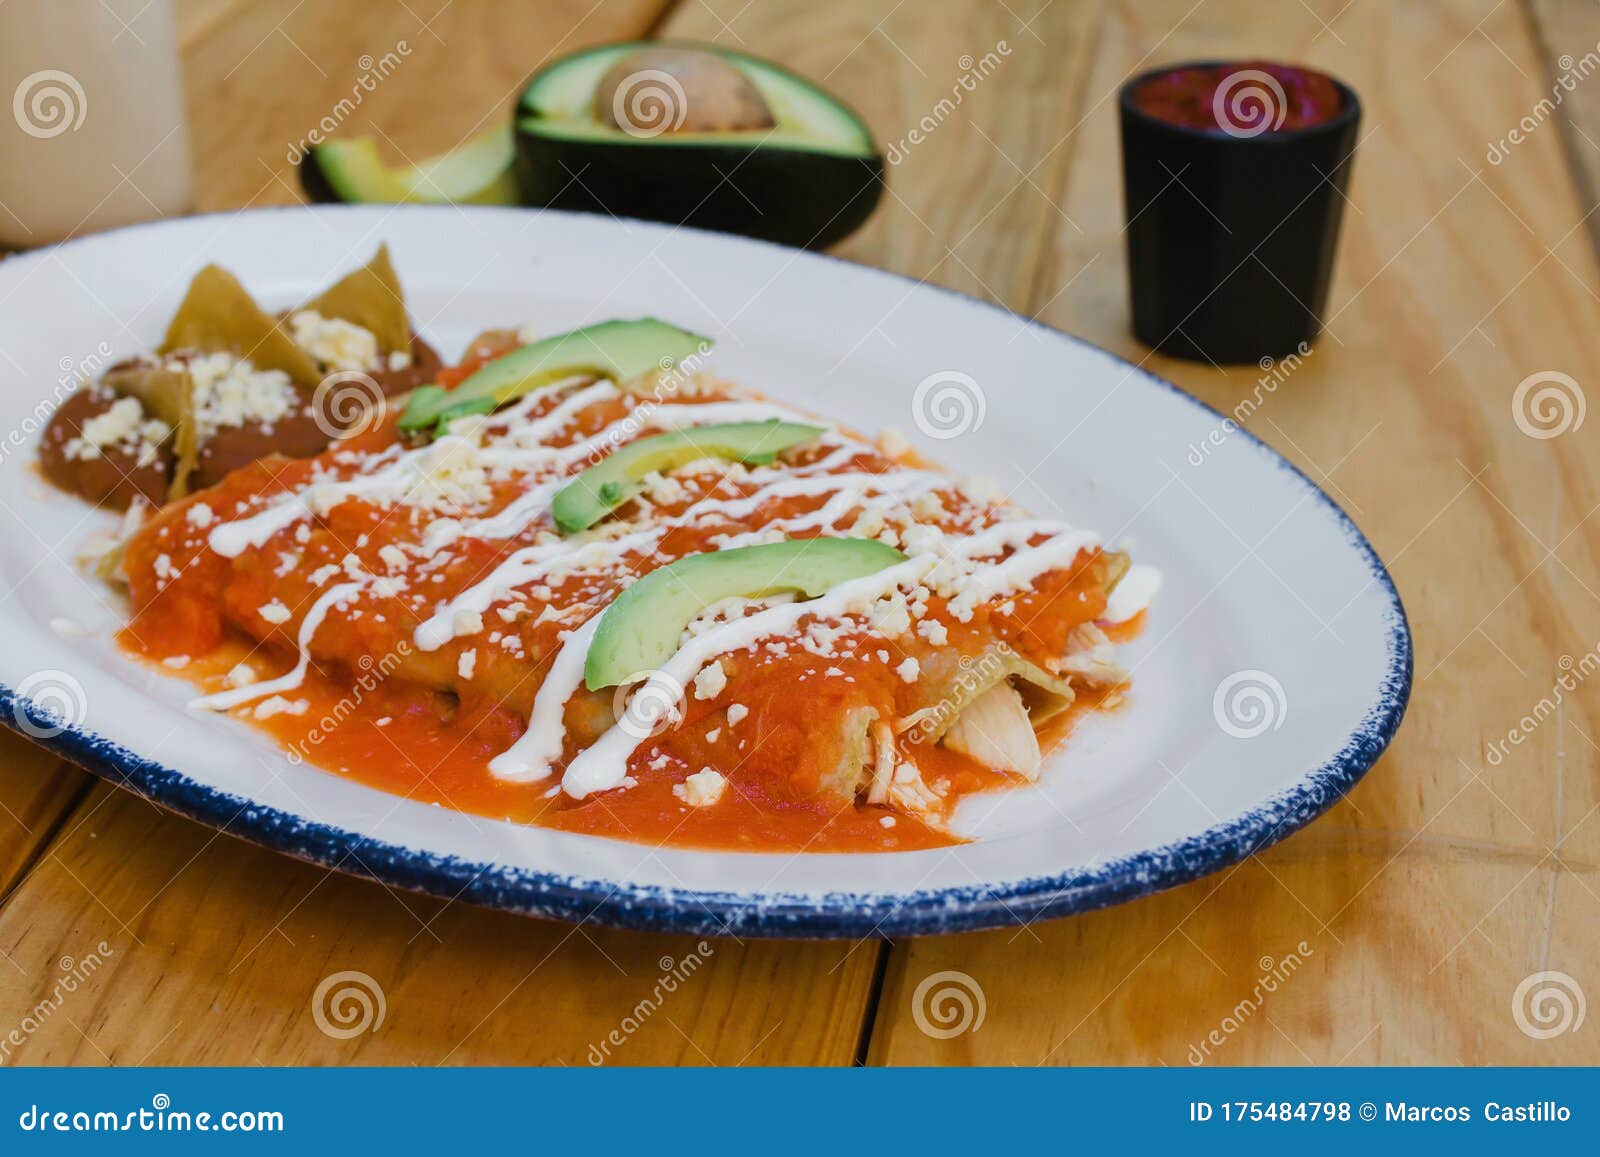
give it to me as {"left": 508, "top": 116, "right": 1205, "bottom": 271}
{"left": 398, "top": 317, "right": 709, "bottom": 433}
{"left": 300, "top": 125, "right": 519, "bottom": 206}
{"left": 585, "top": 537, "right": 907, "bottom": 689}
{"left": 551, "top": 419, "right": 823, "bottom": 533}
{"left": 516, "top": 41, "right": 884, "bottom": 249}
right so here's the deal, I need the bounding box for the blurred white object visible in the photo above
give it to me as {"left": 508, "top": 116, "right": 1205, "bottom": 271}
{"left": 0, "top": 0, "right": 191, "bottom": 247}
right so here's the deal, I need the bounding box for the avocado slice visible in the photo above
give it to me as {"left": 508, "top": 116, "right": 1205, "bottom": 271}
{"left": 516, "top": 42, "right": 884, "bottom": 250}
{"left": 585, "top": 537, "right": 907, "bottom": 690}
{"left": 299, "top": 125, "right": 519, "bottom": 206}
{"left": 398, "top": 317, "right": 710, "bottom": 433}
{"left": 551, "top": 419, "right": 823, "bottom": 533}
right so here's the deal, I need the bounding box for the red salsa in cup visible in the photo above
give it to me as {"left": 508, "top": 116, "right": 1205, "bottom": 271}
{"left": 1130, "top": 61, "right": 1342, "bottom": 135}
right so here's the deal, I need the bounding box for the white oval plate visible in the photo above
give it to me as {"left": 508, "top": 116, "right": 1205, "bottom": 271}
{"left": 0, "top": 207, "right": 1409, "bottom": 937}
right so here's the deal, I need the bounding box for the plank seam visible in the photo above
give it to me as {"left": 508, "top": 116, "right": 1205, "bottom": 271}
{"left": 0, "top": 765, "right": 97, "bottom": 914}
{"left": 1519, "top": 0, "right": 1600, "bottom": 262}
{"left": 1021, "top": 0, "right": 1112, "bottom": 316}
{"left": 643, "top": 0, "right": 691, "bottom": 40}
{"left": 853, "top": 939, "right": 892, "bottom": 1066}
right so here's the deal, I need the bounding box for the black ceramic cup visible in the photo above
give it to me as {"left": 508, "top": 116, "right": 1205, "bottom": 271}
{"left": 1118, "top": 62, "right": 1361, "bottom": 364}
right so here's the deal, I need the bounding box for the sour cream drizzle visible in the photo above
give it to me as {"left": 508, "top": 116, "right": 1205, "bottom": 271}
{"left": 206, "top": 388, "right": 837, "bottom": 559}
{"left": 487, "top": 616, "right": 601, "bottom": 782}
{"left": 190, "top": 368, "right": 1121, "bottom": 798}
{"left": 413, "top": 468, "right": 944, "bottom": 652}
{"left": 556, "top": 523, "right": 1103, "bottom": 799}
{"left": 188, "top": 582, "right": 363, "bottom": 712}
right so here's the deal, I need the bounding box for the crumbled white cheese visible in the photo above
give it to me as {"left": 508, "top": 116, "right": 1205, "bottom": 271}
{"left": 692, "top": 660, "right": 727, "bottom": 701}
{"left": 64, "top": 396, "right": 170, "bottom": 466}
{"left": 705, "top": 728, "right": 721, "bottom": 743}
{"left": 868, "top": 592, "right": 912, "bottom": 638}
{"left": 371, "top": 576, "right": 406, "bottom": 598}
{"left": 179, "top": 352, "right": 298, "bottom": 439}
{"left": 161, "top": 655, "right": 191, "bottom": 670}
{"left": 288, "top": 310, "right": 380, "bottom": 372}
{"left": 451, "top": 609, "right": 485, "bottom": 637}
{"left": 259, "top": 600, "right": 291, "bottom": 624}
{"left": 878, "top": 428, "right": 913, "bottom": 459}
{"left": 223, "top": 663, "right": 256, "bottom": 689}
{"left": 960, "top": 476, "right": 1006, "bottom": 505}
{"left": 391, "top": 437, "right": 495, "bottom": 513}
{"left": 185, "top": 503, "right": 215, "bottom": 529}
{"left": 726, "top": 703, "right": 748, "bottom": 726}
{"left": 673, "top": 768, "right": 727, "bottom": 807}
{"left": 378, "top": 544, "right": 408, "bottom": 572}
{"left": 387, "top": 349, "right": 413, "bottom": 372}
{"left": 880, "top": 815, "right": 896, "bottom": 828}
{"left": 253, "top": 696, "right": 308, "bottom": 719}
{"left": 458, "top": 649, "right": 477, "bottom": 679}
{"left": 895, "top": 657, "right": 921, "bottom": 683}
{"left": 917, "top": 619, "right": 949, "bottom": 646}
{"left": 641, "top": 470, "right": 687, "bottom": 506}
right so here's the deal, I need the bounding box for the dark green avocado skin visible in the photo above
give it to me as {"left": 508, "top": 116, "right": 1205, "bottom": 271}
{"left": 298, "top": 148, "right": 341, "bottom": 204}
{"left": 513, "top": 133, "right": 884, "bottom": 250}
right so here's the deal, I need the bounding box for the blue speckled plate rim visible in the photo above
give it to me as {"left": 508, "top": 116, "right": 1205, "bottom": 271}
{"left": 0, "top": 204, "right": 1413, "bottom": 939}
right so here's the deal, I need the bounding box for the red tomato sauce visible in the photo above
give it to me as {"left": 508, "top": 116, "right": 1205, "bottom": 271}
{"left": 117, "top": 375, "right": 1140, "bottom": 854}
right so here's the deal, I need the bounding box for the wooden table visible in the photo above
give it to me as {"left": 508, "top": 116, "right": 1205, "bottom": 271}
{"left": 2, "top": 0, "right": 1597, "bottom": 1066}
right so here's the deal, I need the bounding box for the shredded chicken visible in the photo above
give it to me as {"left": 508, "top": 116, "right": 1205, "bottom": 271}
{"left": 941, "top": 680, "right": 1043, "bottom": 779}
{"left": 867, "top": 720, "right": 896, "bottom": 805}
{"left": 1058, "top": 622, "right": 1126, "bottom": 686}
{"left": 887, "top": 760, "right": 945, "bottom": 816}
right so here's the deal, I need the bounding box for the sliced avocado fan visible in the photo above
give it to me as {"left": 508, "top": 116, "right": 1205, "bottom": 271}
{"left": 399, "top": 317, "right": 710, "bottom": 433}
{"left": 585, "top": 537, "right": 907, "bottom": 690}
{"left": 551, "top": 419, "right": 823, "bottom": 533}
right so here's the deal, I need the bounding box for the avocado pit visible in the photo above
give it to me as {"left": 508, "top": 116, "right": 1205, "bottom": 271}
{"left": 595, "top": 47, "right": 776, "bottom": 136}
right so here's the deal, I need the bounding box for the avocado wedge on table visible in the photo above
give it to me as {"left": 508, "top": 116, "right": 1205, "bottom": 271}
{"left": 300, "top": 124, "right": 519, "bottom": 206}
{"left": 399, "top": 317, "right": 710, "bottom": 433}
{"left": 551, "top": 419, "right": 824, "bottom": 533}
{"left": 516, "top": 42, "right": 885, "bottom": 249}
{"left": 585, "top": 537, "right": 907, "bottom": 689}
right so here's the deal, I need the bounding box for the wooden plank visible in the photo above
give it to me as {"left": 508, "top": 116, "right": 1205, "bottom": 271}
{"left": 1527, "top": 0, "right": 1600, "bottom": 246}
{"left": 661, "top": 0, "right": 1107, "bottom": 306}
{"left": 0, "top": 784, "right": 874, "bottom": 1064}
{"left": 0, "top": 736, "right": 86, "bottom": 900}
{"left": 871, "top": 836, "right": 1598, "bottom": 1065}
{"left": 869, "top": 0, "right": 1600, "bottom": 1063}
